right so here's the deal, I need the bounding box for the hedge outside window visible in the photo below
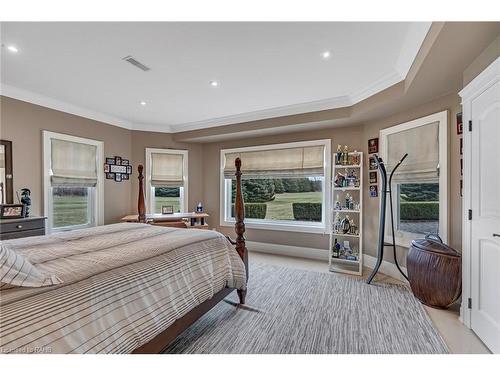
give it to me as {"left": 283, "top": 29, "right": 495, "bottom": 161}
{"left": 220, "top": 140, "right": 331, "bottom": 233}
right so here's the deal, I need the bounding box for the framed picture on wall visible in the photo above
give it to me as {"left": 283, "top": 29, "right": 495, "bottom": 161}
{"left": 121, "top": 159, "right": 129, "bottom": 166}
{"left": 106, "top": 172, "right": 115, "bottom": 180}
{"left": 368, "top": 138, "right": 379, "bottom": 154}
{"left": 104, "top": 164, "right": 110, "bottom": 173}
{"left": 456, "top": 112, "right": 463, "bottom": 135}
{"left": 115, "top": 156, "right": 122, "bottom": 165}
{"left": 106, "top": 157, "right": 115, "bottom": 165}
{"left": 369, "top": 171, "right": 377, "bottom": 184}
{"left": 369, "top": 185, "right": 378, "bottom": 198}
{"left": 115, "top": 173, "right": 122, "bottom": 182}
{"left": 369, "top": 156, "right": 378, "bottom": 170}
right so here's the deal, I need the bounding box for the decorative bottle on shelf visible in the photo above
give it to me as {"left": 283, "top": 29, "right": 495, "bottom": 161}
{"left": 196, "top": 202, "right": 203, "bottom": 213}
{"left": 333, "top": 212, "right": 341, "bottom": 233}
{"left": 334, "top": 194, "right": 341, "bottom": 210}
{"left": 336, "top": 145, "right": 342, "bottom": 165}
{"left": 333, "top": 239, "right": 340, "bottom": 258}
{"left": 342, "top": 145, "right": 349, "bottom": 165}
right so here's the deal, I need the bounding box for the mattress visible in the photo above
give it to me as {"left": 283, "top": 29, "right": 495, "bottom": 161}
{"left": 0, "top": 223, "right": 246, "bottom": 353}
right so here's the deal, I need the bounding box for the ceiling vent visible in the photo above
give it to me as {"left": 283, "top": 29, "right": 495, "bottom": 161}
{"left": 122, "top": 55, "right": 151, "bottom": 72}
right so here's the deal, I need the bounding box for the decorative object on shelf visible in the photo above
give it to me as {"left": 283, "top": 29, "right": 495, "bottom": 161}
{"left": 368, "top": 138, "right": 379, "bottom": 154}
{"left": 369, "top": 156, "right": 377, "bottom": 170}
{"left": 196, "top": 202, "right": 203, "bottom": 213}
{"left": 407, "top": 234, "right": 462, "bottom": 309}
{"left": 104, "top": 156, "right": 133, "bottom": 182}
{"left": 336, "top": 145, "right": 343, "bottom": 165}
{"left": 162, "top": 205, "right": 174, "bottom": 215}
{"left": 334, "top": 194, "right": 341, "bottom": 210}
{"left": 342, "top": 145, "right": 349, "bottom": 165}
{"left": 456, "top": 112, "right": 463, "bottom": 135}
{"left": 20, "top": 188, "right": 31, "bottom": 217}
{"left": 369, "top": 171, "right": 377, "bottom": 184}
{"left": 340, "top": 215, "right": 351, "bottom": 234}
{"left": 0, "top": 204, "right": 26, "bottom": 219}
{"left": 369, "top": 185, "right": 378, "bottom": 197}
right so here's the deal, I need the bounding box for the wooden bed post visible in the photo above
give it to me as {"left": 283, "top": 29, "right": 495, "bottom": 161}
{"left": 234, "top": 157, "right": 248, "bottom": 304}
{"left": 137, "top": 164, "right": 146, "bottom": 223}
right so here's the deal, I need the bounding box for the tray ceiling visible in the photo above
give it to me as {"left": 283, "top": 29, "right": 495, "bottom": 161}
{"left": 1, "top": 22, "right": 430, "bottom": 132}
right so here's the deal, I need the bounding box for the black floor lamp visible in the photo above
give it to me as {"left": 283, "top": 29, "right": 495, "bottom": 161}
{"left": 366, "top": 153, "right": 409, "bottom": 284}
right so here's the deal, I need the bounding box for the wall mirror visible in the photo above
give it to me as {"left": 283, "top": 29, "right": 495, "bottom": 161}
{"left": 0, "top": 140, "right": 13, "bottom": 204}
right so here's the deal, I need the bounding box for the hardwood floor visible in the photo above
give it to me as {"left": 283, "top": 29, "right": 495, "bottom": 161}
{"left": 249, "top": 250, "right": 491, "bottom": 354}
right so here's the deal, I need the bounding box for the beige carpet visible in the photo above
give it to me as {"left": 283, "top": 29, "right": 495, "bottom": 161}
{"left": 164, "top": 263, "right": 449, "bottom": 354}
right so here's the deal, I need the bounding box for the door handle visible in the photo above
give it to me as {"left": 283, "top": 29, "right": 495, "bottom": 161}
{"left": 494, "top": 233, "right": 500, "bottom": 238}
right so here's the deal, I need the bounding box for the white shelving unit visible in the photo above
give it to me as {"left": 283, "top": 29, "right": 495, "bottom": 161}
{"left": 329, "top": 151, "right": 363, "bottom": 276}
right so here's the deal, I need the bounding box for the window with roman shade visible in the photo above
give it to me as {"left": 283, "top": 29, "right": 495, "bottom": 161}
{"left": 380, "top": 111, "right": 448, "bottom": 245}
{"left": 386, "top": 121, "right": 439, "bottom": 182}
{"left": 220, "top": 140, "right": 331, "bottom": 233}
{"left": 50, "top": 139, "right": 98, "bottom": 186}
{"left": 145, "top": 148, "right": 189, "bottom": 214}
{"left": 43, "top": 131, "right": 104, "bottom": 233}
{"left": 223, "top": 145, "right": 325, "bottom": 179}
{"left": 150, "top": 152, "right": 185, "bottom": 187}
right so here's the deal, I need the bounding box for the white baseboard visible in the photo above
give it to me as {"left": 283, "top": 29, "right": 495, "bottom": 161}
{"left": 247, "top": 241, "right": 329, "bottom": 261}
{"left": 363, "top": 254, "right": 409, "bottom": 283}
{"left": 246, "top": 240, "right": 408, "bottom": 283}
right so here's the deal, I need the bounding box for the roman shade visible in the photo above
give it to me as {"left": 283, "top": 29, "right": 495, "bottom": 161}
{"left": 51, "top": 139, "right": 98, "bottom": 187}
{"left": 223, "top": 145, "right": 325, "bottom": 179}
{"left": 387, "top": 121, "right": 439, "bottom": 181}
{"left": 151, "top": 152, "right": 184, "bottom": 187}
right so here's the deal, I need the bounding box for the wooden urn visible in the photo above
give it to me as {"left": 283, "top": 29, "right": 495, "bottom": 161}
{"left": 407, "top": 236, "right": 462, "bottom": 309}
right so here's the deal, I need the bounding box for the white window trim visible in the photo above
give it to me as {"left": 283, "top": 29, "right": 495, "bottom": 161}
{"left": 379, "top": 110, "right": 448, "bottom": 247}
{"left": 145, "top": 148, "right": 189, "bottom": 214}
{"left": 43, "top": 131, "right": 104, "bottom": 233}
{"left": 219, "top": 139, "right": 331, "bottom": 234}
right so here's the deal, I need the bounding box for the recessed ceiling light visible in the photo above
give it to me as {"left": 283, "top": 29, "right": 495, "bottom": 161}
{"left": 209, "top": 80, "right": 219, "bottom": 87}
{"left": 321, "top": 50, "right": 331, "bottom": 59}
{"left": 140, "top": 101, "right": 147, "bottom": 106}
{"left": 7, "top": 45, "right": 19, "bottom": 53}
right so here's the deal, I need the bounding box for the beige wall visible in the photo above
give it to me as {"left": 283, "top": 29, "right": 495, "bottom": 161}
{"left": 0, "top": 92, "right": 463, "bottom": 265}
{"left": 202, "top": 92, "right": 463, "bottom": 265}
{"left": 0, "top": 96, "right": 133, "bottom": 224}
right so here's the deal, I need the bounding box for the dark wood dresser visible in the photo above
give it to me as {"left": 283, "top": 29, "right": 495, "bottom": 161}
{"left": 0, "top": 217, "right": 47, "bottom": 240}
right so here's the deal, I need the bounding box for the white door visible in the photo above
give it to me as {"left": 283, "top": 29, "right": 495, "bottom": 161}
{"left": 470, "top": 79, "right": 500, "bottom": 353}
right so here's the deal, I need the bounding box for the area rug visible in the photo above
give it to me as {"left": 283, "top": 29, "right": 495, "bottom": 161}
{"left": 163, "top": 263, "right": 449, "bottom": 354}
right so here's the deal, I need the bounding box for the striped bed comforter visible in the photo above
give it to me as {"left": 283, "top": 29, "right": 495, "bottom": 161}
{"left": 0, "top": 223, "right": 246, "bottom": 354}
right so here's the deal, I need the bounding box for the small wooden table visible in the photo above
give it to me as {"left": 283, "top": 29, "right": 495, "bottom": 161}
{"left": 121, "top": 212, "right": 209, "bottom": 229}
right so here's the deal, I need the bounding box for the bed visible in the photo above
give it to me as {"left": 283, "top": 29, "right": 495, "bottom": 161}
{"left": 0, "top": 158, "right": 248, "bottom": 354}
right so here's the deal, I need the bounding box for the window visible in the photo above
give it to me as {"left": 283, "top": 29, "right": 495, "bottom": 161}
{"left": 145, "top": 148, "right": 188, "bottom": 214}
{"left": 220, "top": 140, "right": 331, "bottom": 233}
{"left": 43, "top": 131, "right": 104, "bottom": 233}
{"left": 380, "top": 110, "right": 448, "bottom": 245}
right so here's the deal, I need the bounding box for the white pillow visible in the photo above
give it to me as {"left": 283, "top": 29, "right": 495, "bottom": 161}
{"left": 0, "top": 243, "right": 62, "bottom": 289}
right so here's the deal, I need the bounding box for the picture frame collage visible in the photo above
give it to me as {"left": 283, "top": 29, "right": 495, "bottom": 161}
{"left": 367, "top": 138, "right": 378, "bottom": 197}
{"left": 104, "top": 156, "right": 133, "bottom": 182}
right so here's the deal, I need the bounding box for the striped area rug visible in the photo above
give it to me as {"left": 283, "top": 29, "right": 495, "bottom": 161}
{"left": 164, "top": 263, "right": 449, "bottom": 354}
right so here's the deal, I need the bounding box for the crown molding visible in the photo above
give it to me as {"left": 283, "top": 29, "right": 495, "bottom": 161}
{"left": 168, "top": 95, "right": 352, "bottom": 133}
{"left": 0, "top": 84, "right": 135, "bottom": 131}
{"left": 130, "top": 122, "right": 173, "bottom": 133}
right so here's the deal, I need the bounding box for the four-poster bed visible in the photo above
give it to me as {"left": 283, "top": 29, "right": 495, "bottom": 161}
{"left": 0, "top": 159, "right": 247, "bottom": 354}
{"left": 133, "top": 158, "right": 248, "bottom": 353}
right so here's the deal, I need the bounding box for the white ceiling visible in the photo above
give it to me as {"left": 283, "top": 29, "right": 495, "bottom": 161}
{"left": 0, "top": 22, "right": 430, "bottom": 133}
